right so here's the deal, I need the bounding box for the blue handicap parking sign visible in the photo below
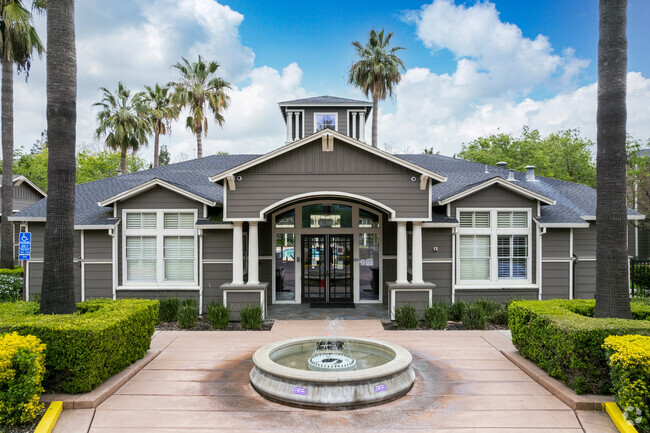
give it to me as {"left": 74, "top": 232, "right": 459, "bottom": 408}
{"left": 18, "top": 232, "right": 31, "bottom": 261}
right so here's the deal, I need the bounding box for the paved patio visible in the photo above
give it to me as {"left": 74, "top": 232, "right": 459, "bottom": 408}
{"left": 55, "top": 320, "right": 617, "bottom": 432}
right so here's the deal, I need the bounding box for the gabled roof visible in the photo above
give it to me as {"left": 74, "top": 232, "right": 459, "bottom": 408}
{"left": 278, "top": 95, "right": 373, "bottom": 106}
{"left": 209, "top": 129, "right": 447, "bottom": 183}
{"left": 0, "top": 175, "right": 46, "bottom": 197}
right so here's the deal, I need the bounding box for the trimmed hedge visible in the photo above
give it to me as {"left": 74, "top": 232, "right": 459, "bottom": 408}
{"left": 0, "top": 332, "right": 46, "bottom": 425}
{"left": 509, "top": 299, "right": 650, "bottom": 394}
{"left": 0, "top": 299, "right": 158, "bottom": 393}
{"left": 603, "top": 335, "right": 650, "bottom": 433}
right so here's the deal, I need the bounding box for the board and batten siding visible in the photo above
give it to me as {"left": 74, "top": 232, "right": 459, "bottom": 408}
{"left": 13, "top": 183, "right": 42, "bottom": 210}
{"left": 423, "top": 262, "right": 452, "bottom": 302}
{"left": 28, "top": 262, "right": 82, "bottom": 302}
{"left": 542, "top": 262, "right": 570, "bottom": 299}
{"left": 226, "top": 138, "right": 431, "bottom": 219}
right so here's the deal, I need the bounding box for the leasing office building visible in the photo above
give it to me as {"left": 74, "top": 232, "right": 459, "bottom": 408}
{"left": 11, "top": 96, "right": 645, "bottom": 317}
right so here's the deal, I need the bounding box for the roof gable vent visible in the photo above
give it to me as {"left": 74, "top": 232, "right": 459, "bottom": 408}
{"left": 496, "top": 162, "right": 508, "bottom": 169}
{"left": 507, "top": 169, "right": 517, "bottom": 181}
{"left": 526, "top": 165, "right": 537, "bottom": 181}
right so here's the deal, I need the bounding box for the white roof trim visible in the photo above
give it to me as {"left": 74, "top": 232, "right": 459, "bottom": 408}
{"left": 13, "top": 175, "right": 46, "bottom": 197}
{"left": 209, "top": 129, "right": 447, "bottom": 183}
{"left": 74, "top": 224, "right": 119, "bottom": 230}
{"left": 278, "top": 102, "right": 373, "bottom": 107}
{"left": 8, "top": 216, "right": 46, "bottom": 222}
{"left": 195, "top": 223, "right": 233, "bottom": 230}
{"left": 581, "top": 214, "right": 645, "bottom": 221}
{"left": 534, "top": 221, "right": 590, "bottom": 228}
{"left": 98, "top": 178, "right": 216, "bottom": 207}
{"left": 437, "top": 177, "right": 556, "bottom": 206}
{"left": 421, "top": 222, "right": 459, "bottom": 228}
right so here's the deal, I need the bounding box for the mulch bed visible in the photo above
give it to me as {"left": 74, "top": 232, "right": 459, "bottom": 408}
{"left": 0, "top": 403, "right": 48, "bottom": 433}
{"left": 156, "top": 316, "right": 274, "bottom": 331}
{"left": 381, "top": 320, "right": 509, "bottom": 331}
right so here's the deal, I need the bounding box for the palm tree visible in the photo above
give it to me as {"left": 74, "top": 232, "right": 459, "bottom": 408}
{"left": 169, "top": 56, "right": 231, "bottom": 158}
{"left": 94, "top": 82, "right": 151, "bottom": 174}
{"left": 139, "top": 83, "right": 179, "bottom": 167}
{"left": 0, "top": 0, "right": 44, "bottom": 269}
{"left": 594, "top": 0, "right": 630, "bottom": 318}
{"left": 348, "top": 28, "right": 405, "bottom": 148}
{"left": 40, "top": 0, "right": 76, "bottom": 314}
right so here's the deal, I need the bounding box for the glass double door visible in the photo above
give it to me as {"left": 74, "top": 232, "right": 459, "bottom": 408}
{"left": 302, "top": 234, "right": 353, "bottom": 303}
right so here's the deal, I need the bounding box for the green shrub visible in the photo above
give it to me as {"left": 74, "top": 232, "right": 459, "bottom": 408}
{"left": 181, "top": 298, "right": 197, "bottom": 308}
{"left": 475, "top": 299, "right": 501, "bottom": 317}
{"left": 461, "top": 303, "right": 487, "bottom": 330}
{"left": 394, "top": 304, "right": 419, "bottom": 329}
{"left": 177, "top": 304, "right": 198, "bottom": 329}
{"left": 632, "top": 263, "right": 650, "bottom": 295}
{"left": 0, "top": 299, "right": 158, "bottom": 394}
{"left": 240, "top": 304, "right": 263, "bottom": 330}
{"left": 158, "top": 298, "right": 180, "bottom": 323}
{"left": 424, "top": 303, "right": 448, "bottom": 330}
{"left": 207, "top": 302, "right": 230, "bottom": 330}
{"left": 509, "top": 299, "right": 650, "bottom": 394}
{"left": 0, "top": 267, "right": 24, "bottom": 276}
{"left": 0, "top": 275, "right": 23, "bottom": 302}
{"left": 603, "top": 335, "right": 650, "bottom": 433}
{"left": 449, "top": 301, "right": 467, "bottom": 321}
{"left": 0, "top": 332, "right": 45, "bottom": 425}
{"left": 489, "top": 307, "right": 509, "bottom": 326}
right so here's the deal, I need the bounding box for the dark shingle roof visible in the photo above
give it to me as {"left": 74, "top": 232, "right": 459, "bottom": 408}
{"left": 12, "top": 147, "right": 643, "bottom": 227}
{"left": 278, "top": 95, "right": 372, "bottom": 105}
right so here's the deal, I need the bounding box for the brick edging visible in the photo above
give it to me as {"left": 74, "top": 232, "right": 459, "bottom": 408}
{"left": 500, "top": 349, "right": 614, "bottom": 411}
{"left": 40, "top": 349, "right": 161, "bottom": 409}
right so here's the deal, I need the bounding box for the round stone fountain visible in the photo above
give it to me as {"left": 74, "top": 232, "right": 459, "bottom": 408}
{"left": 250, "top": 336, "right": 415, "bottom": 409}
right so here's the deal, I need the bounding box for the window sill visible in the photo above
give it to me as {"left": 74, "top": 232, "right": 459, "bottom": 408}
{"left": 117, "top": 285, "right": 200, "bottom": 291}
{"left": 455, "top": 284, "right": 538, "bottom": 290}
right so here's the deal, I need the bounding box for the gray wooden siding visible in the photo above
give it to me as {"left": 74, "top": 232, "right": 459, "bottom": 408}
{"left": 118, "top": 186, "right": 203, "bottom": 212}
{"left": 85, "top": 264, "right": 113, "bottom": 298}
{"left": 84, "top": 230, "right": 112, "bottom": 259}
{"left": 423, "top": 262, "right": 452, "bottom": 302}
{"left": 574, "top": 261, "right": 596, "bottom": 299}
{"left": 203, "top": 230, "right": 233, "bottom": 260}
{"left": 543, "top": 229, "right": 570, "bottom": 258}
{"left": 455, "top": 289, "right": 537, "bottom": 303}
{"left": 13, "top": 183, "right": 42, "bottom": 210}
{"left": 423, "top": 228, "right": 452, "bottom": 259}
{"left": 228, "top": 139, "right": 429, "bottom": 219}
{"left": 542, "top": 262, "right": 570, "bottom": 299}
{"left": 28, "top": 262, "right": 81, "bottom": 302}
{"left": 450, "top": 184, "right": 536, "bottom": 213}
{"left": 574, "top": 224, "right": 596, "bottom": 257}
{"left": 203, "top": 263, "right": 232, "bottom": 313}
{"left": 303, "top": 107, "right": 351, "bottom": 136}
{"left": 224, "top": 291, "right": 262, "bottom": 321}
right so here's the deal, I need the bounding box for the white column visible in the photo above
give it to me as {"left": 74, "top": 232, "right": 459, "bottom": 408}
{"left": 359, "top": 112, "right": 365, "bottom": 142}
{"left": 351, "top": 112, "right": 357, "bottom": 139}
{"left": 286, "top": 111, "right": 293, "bottom": 142}
{"left": 294, "top": 112, "right": 300, "bottom": 140}
{"left": 411, "top": 222, "right": 423, "bottom": 284}
{"left": 396, "top": 221, "right": 408, "bottom": 284}
{"left": 232, "top": 221, "right": 244, "bottom": 285}
{"left": 247, "top": 222, "right": 259, "bottom": 285}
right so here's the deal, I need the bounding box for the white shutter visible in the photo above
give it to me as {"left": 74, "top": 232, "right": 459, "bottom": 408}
{"left": 126, "top": 213, "right": 156, "bottom": 229}
{"left": 126, "top": 236, "right": 156, "bottom": 281}
{"left": 164, "top": 236, "right": 195, "bottom": 281}
{"left": 512, "top": 212, "right": 527, "bottom": 228}
{"left": 459, "top": 235, "right": 490, "bottom": 280}
{"left": 459, "top": 212, "right": 473, "bottom": 227}
{"left": 474, "top": 212, "right": 490, "bottom": 228}
{"left": 164, "top": 213, "right": 195, "bottom": 229}
{"left": 497, "top": 212, "right": 511, "bottom": 228}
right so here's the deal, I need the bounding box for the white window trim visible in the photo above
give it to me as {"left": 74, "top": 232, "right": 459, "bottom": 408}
{"left": 313, "top": 112, "right": 339, "bottom": 133}
{"left": 122, "top": 209, "right": 198, "bottom": 288}
{"left": 455, "top": 208, "right": 532, "bottom": 288}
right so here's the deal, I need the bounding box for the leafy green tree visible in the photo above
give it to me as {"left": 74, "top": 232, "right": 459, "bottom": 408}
{"left": 626, "top": 139, "right": 650, "bottom": 234}
{"left": 94, "top": 82, "right": 151, "bottom": 174}
{"left": 41, "top": 0, "right": 77, "bottom": 314}
{"left": 138, "top": 84, "right": 179, "bottom": 167}
{"left": 169, "top": 56, "right": 231, "bottom": 158}
{"left": 158, "top": 144, "right": 170, "bottom": 166}
{"left": 594, "top": 0, "right": 630, "bottom": 319}
{"left": 458, "top": 127, "right": 597, "bottom": 187}
{"left": 1, "top": 0, "right": 44, "bottom": 268}
{"left": 13, "top": 145, "right": 48, "bottom": 191}
{"left": 76, "top": 147, "right": 145, "bottom": 184}
{"left": 349, "top": 28, "right": 405, "bottom": 148}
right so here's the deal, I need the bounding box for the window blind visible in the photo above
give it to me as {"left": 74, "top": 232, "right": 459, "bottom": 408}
{"left": 459, "top": 235, "right": 490, "bottom": 280}
{"left": 164, "top": 236, "right": 195, "bottom": 281}
{"left": 126, "top": 236, "right": 157, "bottom": 281}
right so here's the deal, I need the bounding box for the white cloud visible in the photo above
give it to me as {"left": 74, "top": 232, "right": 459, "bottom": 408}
{"left": 378, "top": 0, "right": 650, "bottom": 154}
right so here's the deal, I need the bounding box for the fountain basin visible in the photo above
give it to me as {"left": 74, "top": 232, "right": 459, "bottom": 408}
{"left": 250, "top": 336, "right": 415, "bottom": 409}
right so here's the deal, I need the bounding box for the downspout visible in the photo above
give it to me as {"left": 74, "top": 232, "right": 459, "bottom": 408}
{"left": 538, "top": 226, "right": 547, "bottom": 300}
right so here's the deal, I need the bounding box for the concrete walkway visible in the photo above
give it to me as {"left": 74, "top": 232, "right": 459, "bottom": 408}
{"left": 59, "top": 320, "right": 617, "bottom": 432}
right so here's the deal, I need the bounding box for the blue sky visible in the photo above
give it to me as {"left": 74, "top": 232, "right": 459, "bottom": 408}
{"left": 7, "top": 0, "right": 650, "bottom": 161}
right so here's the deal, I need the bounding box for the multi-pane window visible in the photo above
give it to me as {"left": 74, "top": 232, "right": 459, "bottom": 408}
{"left": 314, "top": 113, "right": 337, "bottom": 132}
{"left": 457, "top": 210, "right": 530, "bottom": 284}
{"left": 124, "top": 211, "right": 196, "bottom": 285}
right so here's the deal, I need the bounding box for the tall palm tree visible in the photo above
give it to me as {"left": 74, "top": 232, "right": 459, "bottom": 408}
{"left": 138, "top": 83, "right": 179, "bottom": 167}
{"left": 94, "top": 82, "right": 151, "bottom": 174}
{"left": 40, "top": 0, "right": 76, "bottom": 314}
{"left": 0, "top": 0, "right": 44, "bottom": 269}
{"left": 169, "top": 56, "right": 230, "bottom": 158}
{"left": 595, "top": 0, "right": 630, "bottom": 318}
{"left": 348, "top": 28, "right": 405, "bottom": 148}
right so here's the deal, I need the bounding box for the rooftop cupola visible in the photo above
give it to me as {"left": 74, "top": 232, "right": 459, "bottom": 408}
{"left": 278, "top": 96, "right": 373, "bottom": 143}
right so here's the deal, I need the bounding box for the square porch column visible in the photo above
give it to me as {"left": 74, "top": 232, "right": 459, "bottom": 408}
{"left": 411, "top": 221, "right": 424, "bottom": 284}
{"left": 247, "top": 221, "right": 259, "bottom": 285}
{"left": 396, "top": 221, "right": 408, "bottom": 284}
{"left": 232, "top": 221, "right": 244, "bottom": 285}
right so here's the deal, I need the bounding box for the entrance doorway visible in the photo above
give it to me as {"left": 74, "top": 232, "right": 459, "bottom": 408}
{"left": 302, "top": 234, "right": 353, "bottom": 303}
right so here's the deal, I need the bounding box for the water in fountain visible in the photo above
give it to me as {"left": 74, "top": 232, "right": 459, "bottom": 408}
{"left": 309, "top": 317, "right": 356, "bottom": 371}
